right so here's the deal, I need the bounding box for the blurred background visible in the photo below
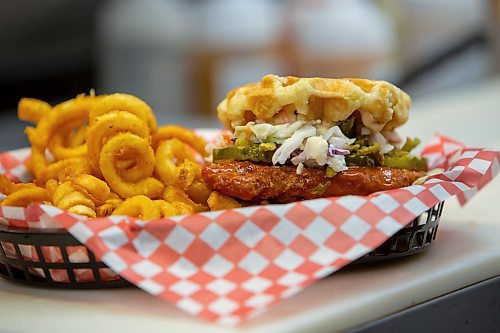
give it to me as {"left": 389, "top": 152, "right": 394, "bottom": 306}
{"left": 1, "top": 0, "right": 499, "bottom": 150}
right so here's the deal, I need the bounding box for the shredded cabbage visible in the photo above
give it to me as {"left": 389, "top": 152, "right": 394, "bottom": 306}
{"left": 230, "top": 119, "right": 395, "bottom": 173}
{"left": 324, "top": 126, "right": 355, "bottom": 149}
{"left": 267, "top": 121, "right": 304, "bottom": 143}
{"left": 250, "top": 123, "right": 276, "bottom": 142}
{"left": 370, "top": 132, "right": 394, "bottom": 154}
{"left": 302, "top": 136, "right": 328, "bottom": 166}
{"left": 272, "top": 124, "right": 315, "bottom": 165}
{"left": 326, "top": 155, "right": 348, "bottom": 172}
{"left": 235, "top": 121, "right": 304, "bottom": 144}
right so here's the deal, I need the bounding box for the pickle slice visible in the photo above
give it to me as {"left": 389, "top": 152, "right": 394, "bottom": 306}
{"left": 213, "top": 136, "right": 427, "bottom": 171}
{"left": 401, "top": 137, "right": 421, "bottom": 152}
{"left": 213, "top": 145, "right": 274, "bottom": 163}
{"left": 346, "top": 154, "right": 378, "bottom": 167}
{"left": 383, "top": 154, "right": 427, "bottom": 171}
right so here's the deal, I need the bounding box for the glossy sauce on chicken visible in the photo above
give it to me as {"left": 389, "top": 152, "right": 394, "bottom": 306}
{"left": 202, "top": 161, "right": 424, "bottom": 203}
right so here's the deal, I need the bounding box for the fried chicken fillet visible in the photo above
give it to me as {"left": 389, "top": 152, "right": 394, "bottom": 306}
{"left": 203, "top": 161, "right": 424, "bottom": 203}
{"left": 204, "top": 74, "right": 427, "bottom": 203}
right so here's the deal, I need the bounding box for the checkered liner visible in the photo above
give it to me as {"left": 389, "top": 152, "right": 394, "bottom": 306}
{"left": 0, "top": 133, "right": 498, "bottom": 325}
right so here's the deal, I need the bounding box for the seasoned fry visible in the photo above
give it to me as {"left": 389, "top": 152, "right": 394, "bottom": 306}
{"left": 112, "top": 195, "right": 161, "bottom": 220}
{"left": 207, "top": 191, "right": 241, "bottom": 211}
{"left": 67, "top": 125, "right": 87, "bottom": 148}
{"left": 53, "top": 181, "right": 97, "bottom": 217}
{"left": 18, "top": 98, "right": 52, "bottom": 123}
{"left": 57, "top": 163, "right": 93, "bottom": 182}
{"left": 162, "top": 185, "right": 208, "bottom": 213}
{"left": 5, "top": 92, "right": 222, "bottom": 220}
{"left": 153, "top": 199, "right": 194, "bottom": 217}
{"left": 89, "top": 93, "right": 157, "bottom": 132}
{"left": 27, "top": 94, "right": 94, "bottom": 149}
{"left": 45, "top": 179, "right": 59, "bottom": 198}
{"left": 27, "top": 132, "right": 49, "bottom": 180}
{"left": 155, "top": 138, "right": 195, "bottom": 186}
{"left": 0, "top": 174, "right": 36, "bottom": 195}
{"left": 24, "top": 94, "right": 94, "bottom": 181}
{"left": 100, "top": 133, "right": 164, "bottom": 199}
{"left": 1, "top": 187, "right": 51, "bottom": 207}
{"left": 86, "top": 110, "right": 150, "bottom": 177}
{"left": 170, "top": 201, "right": 196, "bottom": 215}
{"left": 152, "top": 125, "right": 207, "bottom": 156}
{"left": 37, "top": 157, "right": 88, "bottom": 186}
{"left": 185, "top": 180, "right": 212, "bottom": 204}
{"left": 48, "top": 120, "right": 87, "bottom": 160}
{"left": 96, "top": 192, "right": 123, "bottom": 217}
{"left": 175, "top": 159, "right": 200, "bottom": 190}
{"left": 69, "top": 174, "right": 110, "bottom": 206}
{"left": 52, "top": 174, "right": 110, "bottom": 218}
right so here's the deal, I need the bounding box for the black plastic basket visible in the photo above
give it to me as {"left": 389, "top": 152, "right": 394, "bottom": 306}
{"left": 356, "top": 201, "right": 444, "bottom": 264}
{"left": 0, "top": 226, "right": 130, "bottom": 288}
{"left": 0, "top": 201, "right": 445, "bottom": 288}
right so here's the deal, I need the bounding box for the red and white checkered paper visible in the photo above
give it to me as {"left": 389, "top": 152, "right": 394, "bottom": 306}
{"left": 0, "top": 133, "right": 499, "bottom": 325}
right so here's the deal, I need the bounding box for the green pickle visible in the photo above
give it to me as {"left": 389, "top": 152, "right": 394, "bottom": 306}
{"left": 259, "top": 142, "right": 277, "bottom": 151}
{"left": 234, "top": 137, "right": 249, "bottom": 147}
{"left": 383, "top": 154, "right": 427, "bottom": 171}
{"left": 213, "top": 134, "right": 427, "bottom": 171}
{"left": 383, "top": 138, "right": 427, "bottom": 171}
{"left": 346, "top": 154, "right": 377, "bottom": 167}
{"left": 347, "top": 140, "right": 383, "bottom": 167}
{"left": 401, "top": 137, "right": 421, "bottom": 152}
{"left": 356, "top": 143, "right": 381, "bottom": 156}
{"left": 325, "top": 167, "right": 337, "bottom": 178}
{"left": 213, "top": 144, "right": 274, "bottom": 163}
{"left": 337, "top": 117, "right": 355, "bottom": 137}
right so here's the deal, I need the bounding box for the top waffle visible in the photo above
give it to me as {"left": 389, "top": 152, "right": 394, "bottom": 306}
{"left": 217, "top": 74, "right": 411, "bottom": 133}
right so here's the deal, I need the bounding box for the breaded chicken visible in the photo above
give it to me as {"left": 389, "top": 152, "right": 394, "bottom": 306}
{"left": 202, "top": 161, "right": 424, "bottom": 203}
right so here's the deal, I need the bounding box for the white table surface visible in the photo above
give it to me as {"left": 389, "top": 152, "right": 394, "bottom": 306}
{"left": 1, "top": 78, "right": 499, "bottom": 333}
